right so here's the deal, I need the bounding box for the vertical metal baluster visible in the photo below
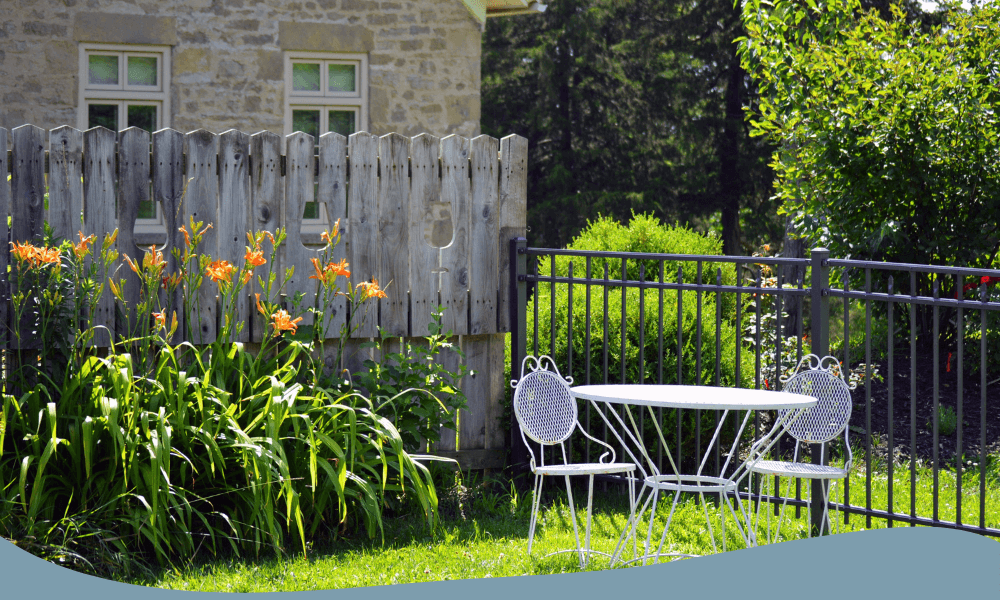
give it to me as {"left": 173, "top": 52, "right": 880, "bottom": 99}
{"left": 775, "top": 266, "right": 783, "bottom": 392}
{"left": 621, "top": 257, "right": 627, "bottom": 385}
{"left": 639, "top": 263, "right": 646, "bottom": 385}
{"left": 677, "top": 265, "right": 684, "bottom": 472}
{"left": 932, "top": 278, "right": 940, "bottom": 523}
{"left": 550, "top": 252, "right": 556, "bottom": 359}
{"left": 658, "top": 261, "right": 665, "bottom": 471}
{"left": 865, "top": 267, "right": 872, "bottom": 529}
{"left": 604, "top": 262, "right": 610, "bottom": 386}
{"left": 887, "top": 275, "right": 895, "bottom": 527}
{"left": 980, "top": 282, "right": 987, "bottom": 530}
{"left": 910, "top": 271, "right": 917, "bottom": 526}
{"left": 695, "top": 261, "right": 702, "bottom": 464}
{"left": 533, "top": 258, "right": 539, "bottom": 358}
{"left": 843, "top": 269, "right": 851, "bottom": 521}
{"left": 735, "top": 262, "right": 743, "bottom": 487}
{"left": 585, "top": 257, "right": 592, "bottom": 461}
{"left": 797, "top": 270, "right": 804, "bottom": 364}
{"left": 715, "top": 268, "right": 722, "bottom": 475}
{"left": 639, "top": 263, "right": 646, "bottom": 453}
{"left": 955, "top": 273, "right": 963, "bottom": 526}
{"left": 567, "top": 261, "right": 574, "bottom": 465}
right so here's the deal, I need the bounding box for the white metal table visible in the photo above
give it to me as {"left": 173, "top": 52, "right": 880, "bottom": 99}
{"left": 569, "top": 384, "right": 817, "bottom": 565}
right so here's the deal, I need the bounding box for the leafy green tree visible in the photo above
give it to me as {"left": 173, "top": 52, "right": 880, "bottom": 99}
{"left": 740, "top": 0, "right": 1000, "bottom": 272}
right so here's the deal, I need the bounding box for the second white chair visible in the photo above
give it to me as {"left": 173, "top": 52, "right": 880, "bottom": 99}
{"left": 512, "top": 355, "right": 636, "bottom": 568}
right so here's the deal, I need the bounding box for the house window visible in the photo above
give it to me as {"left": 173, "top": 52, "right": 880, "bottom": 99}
{"left": 284, "top": 52, "right": 367, "bottom": 227}
{"left": 78, "top": 44, "right": 171, "bottom": 231}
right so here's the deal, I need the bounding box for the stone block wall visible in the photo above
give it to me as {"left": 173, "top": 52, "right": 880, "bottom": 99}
{"left": 0, "top": 0, "right": 483, "bottom": 137}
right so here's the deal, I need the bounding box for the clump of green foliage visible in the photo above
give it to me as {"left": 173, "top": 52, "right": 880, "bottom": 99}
{"left": 740, "top": 0, "right": 1000, "bottom": 271}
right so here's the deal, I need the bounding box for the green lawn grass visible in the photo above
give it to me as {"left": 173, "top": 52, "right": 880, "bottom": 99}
{"left": 125, "top": 453, "right": 1000, "bottom": 593}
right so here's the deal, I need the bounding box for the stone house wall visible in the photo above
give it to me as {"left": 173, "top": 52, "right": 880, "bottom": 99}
{"left": 0, "top": 0, "right": 483, "bottom": 137}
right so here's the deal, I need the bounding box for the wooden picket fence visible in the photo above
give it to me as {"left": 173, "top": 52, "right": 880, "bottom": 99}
{"left": 0, "top": 124, "right": 527, "bottom": 468}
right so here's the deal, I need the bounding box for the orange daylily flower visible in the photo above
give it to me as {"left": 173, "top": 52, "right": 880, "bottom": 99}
{"left": 245, "top": 246, "right": 266, "bottom": 268}
{"left": 144, "top": 246, "right": 166, "bottom": 270}
{"left": 320, "top": 219, "right": 341, "bottom": 245}
{"left": 11, "top": 242, "right": 60, "bottom": 268}
{"left": 152, "top": 311, "right": 167, "bottom": 330}
{"left": 271, "top": 309, "right": 303, "bottom": 335}
{"left": 73, "top": 231, "right": 96, "bottom": 259}
{"left": 124, "top": 254, "right": 141, "bottom": 275}
{"left": 356, "top": 279, "right": 387, "bottom": 300}
{"left": 309, "top": 257, "right": 351, "bottom": 286}
{"left": 206, "top": 259, "right": 235, "bottom": 284}
{"left": 241, "top": 270, "right": 253, "bottom": 285}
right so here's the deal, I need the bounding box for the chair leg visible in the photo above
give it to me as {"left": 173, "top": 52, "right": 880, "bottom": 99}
{"left": 583, "top": 474, "right": 595, "bottom": 568}
{"left": 527, "top": 474, "right": 544, "bottom": 555}
{"left": 564, "top": 475, "right": 584, "bottom": 569}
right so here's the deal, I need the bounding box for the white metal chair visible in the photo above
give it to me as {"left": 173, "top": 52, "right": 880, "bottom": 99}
{"left": 512, "top": 355, "right": 636, "bottom": 568}
{"left": 748, "top": 354, "right": 855, "bottom": 542}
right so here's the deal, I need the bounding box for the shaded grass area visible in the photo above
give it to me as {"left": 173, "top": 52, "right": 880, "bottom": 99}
{"left": 124, "top": 456, "right": 1000, "bottom": 592}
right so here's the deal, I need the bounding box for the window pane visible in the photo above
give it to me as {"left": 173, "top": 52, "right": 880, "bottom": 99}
{"left": 292, "top": 63, "right": 321, "bottom": 92}
{"left": 89, "top": 55, "right": 119, "bottom": 85}
{"left": 292, "top": 109, "right": 320, "bottom": 139}
{"left": 328, "top": 110, "right": 355, "bottom": 137}
{"left": 127, "top": 105, "right": 157, "bottom": 133}
{"left": 88, "top": 104, "right": 119, "bottom": 130}
{"left": 328, "top": 64, "right": 356, "bottom": 93}
{"left": 128, "top": 56, "right": 158, "bottom": 87}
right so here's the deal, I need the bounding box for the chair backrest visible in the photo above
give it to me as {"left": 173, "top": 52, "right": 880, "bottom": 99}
{"left": 779, "top": 354, "right": 854, "bottom": 444}
{"left": 512, "top": 355, "right": 577, "bottom": 445}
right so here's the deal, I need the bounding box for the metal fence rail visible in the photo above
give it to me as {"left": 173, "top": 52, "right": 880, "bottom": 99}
{"left": 509, "top": 239, "right": 1000, "bottom": 538}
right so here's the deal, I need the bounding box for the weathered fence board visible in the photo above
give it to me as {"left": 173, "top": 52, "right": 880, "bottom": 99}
{"left": 82, "top": 126, "right": 117, "bottom": 346}
{"left": 439, "top": 135, "right": 470, "bottom": 336}
{"left": 185, "top": 130, "right": 219, "bottom": 344}
{"left": 12, "top": 125, "right": 45, "bottom": 246}
{"left": 117, "top": 127, "right": 150, "bottom": 337}
{"left": 0, "top": 128, "right": 8, "bottom": 350}
{"left": 249, "top": 131, "right": 283, "bottom": 342}
{"left": 48, "top": 126, "right": 84, "bottom": 244}
{"left": 153, "top": 128, "right": 186, "bottom": 345}
{"left": 348, "top": 133, "right": 379, "bottom": 338}
{"left": 282, "top": 131, "right": 319, "bottom": 327}
{"left": 408, "top": 133, "right": 442, "bottom": 336}
{"left": 218, "top": 129, "right": 251, "bottom": 342}
{"left": 317, "top": 132, "right": 348, "bottom": 339}
{"left": 469, "top": 135, "right": 500, "bottom": 335}
{"left": 1, "top": 125, "right": 528, "bottom": 466}
{"left": 377, "top": 133, "right": 410, "bottom": 337}
{"left": 497, "top": 134, "right": 528, "bottom": 333}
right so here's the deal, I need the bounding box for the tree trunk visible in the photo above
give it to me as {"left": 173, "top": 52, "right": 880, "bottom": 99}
{"left": 719, "top": 37, "right": 743, "bottom": 255}
{"left": 780, "top": 214, "right": 807, "bottom": 339}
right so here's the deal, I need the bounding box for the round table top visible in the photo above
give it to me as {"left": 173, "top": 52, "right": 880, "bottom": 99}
{"left": 570, "top": 384, "right": 816, "bottom": 410}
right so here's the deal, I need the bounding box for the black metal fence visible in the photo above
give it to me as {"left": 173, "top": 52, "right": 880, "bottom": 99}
{"left": 509, "top": 238, "right": 1000, "bottom": 538}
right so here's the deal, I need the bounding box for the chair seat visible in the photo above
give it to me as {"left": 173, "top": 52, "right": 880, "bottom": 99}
{"left": 749, "top": 460, "right": 848, "bottom": 480}
{"left": 534, "top": 462, "right": 636, "bottom": 476}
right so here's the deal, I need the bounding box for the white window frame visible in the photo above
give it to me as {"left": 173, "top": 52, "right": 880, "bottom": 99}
{"left": 78, "top": 43, "right": 171, "bottom": 237}
{"left": 284, "top": 52, "right": 368, "bottom": 235}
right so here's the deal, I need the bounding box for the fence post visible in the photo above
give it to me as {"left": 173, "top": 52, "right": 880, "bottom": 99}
{"left": 809, "top": 246, "right": 830, "bottom": 536}
{"left": 510, "top": 237, "right": 529, "bottom": 474}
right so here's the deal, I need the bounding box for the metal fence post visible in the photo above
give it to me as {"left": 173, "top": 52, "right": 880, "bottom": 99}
{"left": 510, "top": 237, "right": 529, "bottom": 474}
{"left": 809, "top": 247, "right": 830, "bottom": 536}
